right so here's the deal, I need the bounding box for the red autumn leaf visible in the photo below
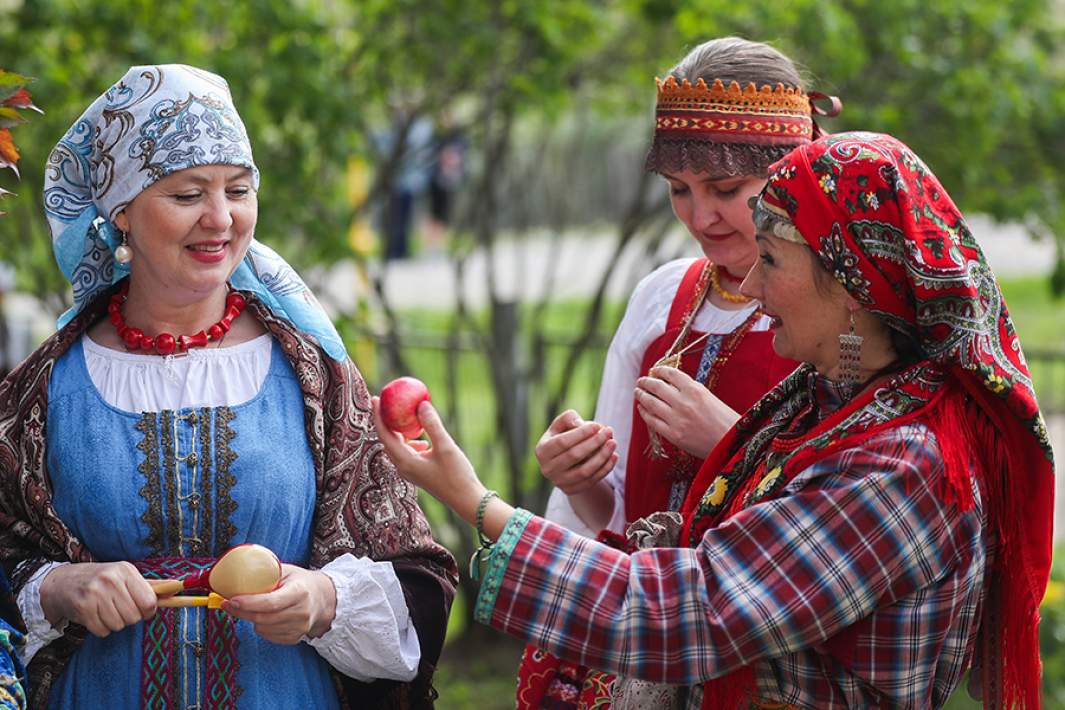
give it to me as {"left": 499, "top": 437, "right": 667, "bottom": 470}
{"left": 0, "top": 127, "right": 20, "bottom": 178}
{"left": 1, "top": 88, "right": 41, "bottom": 114}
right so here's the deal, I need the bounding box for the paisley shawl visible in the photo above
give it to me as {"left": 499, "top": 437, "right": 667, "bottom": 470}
{"left": 0, "top": 285, "right": 457, "bottom": 709}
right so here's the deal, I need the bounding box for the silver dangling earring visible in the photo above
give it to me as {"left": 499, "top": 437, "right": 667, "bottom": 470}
{"left": 837, "top": 309, "right": 864, "bottom": 396}
{"left": 115, "top": 230, "right": 133, "bottom": 264}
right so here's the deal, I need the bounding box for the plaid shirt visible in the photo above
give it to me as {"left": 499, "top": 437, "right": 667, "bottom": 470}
{"left": 476, "top": 386, "right": 988, "bottom": 708}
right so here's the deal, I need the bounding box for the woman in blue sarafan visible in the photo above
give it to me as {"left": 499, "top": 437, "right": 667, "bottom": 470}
{"left": 0, "top": 65, "right": 456, "bottom": 709}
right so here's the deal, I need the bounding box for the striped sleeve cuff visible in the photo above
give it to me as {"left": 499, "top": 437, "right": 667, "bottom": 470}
{"left": 473, "top": 508, "right": 534, "bottom": 625}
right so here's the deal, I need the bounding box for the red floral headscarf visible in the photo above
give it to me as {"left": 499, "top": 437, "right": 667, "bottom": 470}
{"left": 681, "top": 132, "right": 1053, "bottom": 709}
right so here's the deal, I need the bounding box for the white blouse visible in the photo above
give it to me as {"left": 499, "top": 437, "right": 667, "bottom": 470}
{"left": 18, "top": 333, "right": 420, "bottom": 683}
{"left": 543, "top": 258, "right": 772, "bottom": 537}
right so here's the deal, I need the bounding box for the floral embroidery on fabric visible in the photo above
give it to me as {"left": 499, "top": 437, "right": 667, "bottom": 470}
{"left": 137, "top": 408, "right": 239, "bottom": 558}
{"left": 132, "top": 93, "right": 253, "bottom": 188}
{"left": 818, "top": 223, "right": 873, "bottom": 304}
{"left": 160, "top": 411, "right": 181, "bottom": 556}
{"left": 847, "top": 220, "right": 906, "bottom": 265}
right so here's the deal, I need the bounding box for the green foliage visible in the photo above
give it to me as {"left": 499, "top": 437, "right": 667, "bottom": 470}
{"left": 2, "top": 0, "right": 1063, "bottom": 303}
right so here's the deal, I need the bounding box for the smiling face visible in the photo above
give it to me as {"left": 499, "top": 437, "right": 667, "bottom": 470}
{"left": 114, "top": 164, "right": 257, "bottom": 303}
{"left": 740, "top": 231, "right": 852, "bottom": 371}
{"left": 661, "top": 169, "right": 764, "bottom": 275}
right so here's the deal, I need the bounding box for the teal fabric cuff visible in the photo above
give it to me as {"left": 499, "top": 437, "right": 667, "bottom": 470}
{"left": 473, "top": 508, "right": 534, "bottom": 625}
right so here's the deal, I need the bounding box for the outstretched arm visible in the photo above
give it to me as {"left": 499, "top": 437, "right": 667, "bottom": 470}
{"left": 372, "top": 398, "right": 515, "bottom": 541}
{"left": 379, "top": 409, "right": 983, "bottom": 687}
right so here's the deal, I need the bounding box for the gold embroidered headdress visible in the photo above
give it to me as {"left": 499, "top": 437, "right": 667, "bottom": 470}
{"left": 645, "top": 75, "right": 841, "bottom": 177}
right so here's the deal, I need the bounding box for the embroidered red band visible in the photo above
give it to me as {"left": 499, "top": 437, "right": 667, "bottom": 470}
{"left": 654, "top": 76, "right": 816, "bottom": 146}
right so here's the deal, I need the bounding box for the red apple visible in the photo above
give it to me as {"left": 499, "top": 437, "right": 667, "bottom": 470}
{"left": 379, "top": 376, "right": 431, "bottom": 439}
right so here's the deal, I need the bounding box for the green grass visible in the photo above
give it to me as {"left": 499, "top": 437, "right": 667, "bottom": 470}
{"left": 998, "top": 276, "right": 1065, "bottom": 411}
{"left": 999, "top": 276, "right": 1065, "bottom": 351}
{"left": 435, "top": 634, "right": 526, "bottom": 710}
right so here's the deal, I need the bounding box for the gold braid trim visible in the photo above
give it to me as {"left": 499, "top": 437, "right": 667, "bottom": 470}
{"left": 655, "top": 76, "right": 812, "bottom": 116}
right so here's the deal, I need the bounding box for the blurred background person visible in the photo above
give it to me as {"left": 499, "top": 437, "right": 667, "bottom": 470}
{"left": 424, "top": 112, "right": 467, "bottom": 255}
{"left": 380, "top": 113, "right": 435, "bottom": 261}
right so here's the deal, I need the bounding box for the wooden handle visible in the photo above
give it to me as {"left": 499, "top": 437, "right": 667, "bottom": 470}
{"left": 157, "top": 592, "right": 224, "bottom": 609}
{"left": 149, "top": 580, "right": 184, "bottom": 597}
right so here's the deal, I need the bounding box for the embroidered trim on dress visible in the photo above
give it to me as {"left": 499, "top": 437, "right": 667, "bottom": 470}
{"left": 177, "top": 411, "right": 207, "bottom": 558}
{"left": 198, "top": 407, "right": 214, "bottom": 553}
{"left": 473, "top": 509, "right": 534, "bottom": 625}
{"left": 160, "top": 411, "right": 181, "bottom": 556}
{"left": 213, "top": 407, "right": 238, "bottom": 550}
{"left": 136, "top": 413, "right": 165, "bottom": 557}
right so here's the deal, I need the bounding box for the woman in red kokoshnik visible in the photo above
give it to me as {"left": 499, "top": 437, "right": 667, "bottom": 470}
{"left": 540, "top": 37, "right": 842, "bottom": 547}
{"left": 377, "top": 131, "right": 1054, "bottom": 709}
{"left": 522, "top": 38, "right": 838, "bottom": 707}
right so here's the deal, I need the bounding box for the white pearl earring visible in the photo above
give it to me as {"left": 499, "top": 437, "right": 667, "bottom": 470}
{"left": 115, "top": 230, "right": 133, "bottom": 264}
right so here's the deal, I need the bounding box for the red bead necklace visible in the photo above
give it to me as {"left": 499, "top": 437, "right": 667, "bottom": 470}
{"left": 108, "top": 283, "right": 247, "bottom": 356}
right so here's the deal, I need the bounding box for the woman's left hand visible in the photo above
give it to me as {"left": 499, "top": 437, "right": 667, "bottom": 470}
{"left": 634, "top": 366, "right": 740, "bottom": 459}
{"left": 222, "top": 564, "right": 336, "bottom": 644}
{"left": 372, "top": 397, "right": 488, "bottom": 525}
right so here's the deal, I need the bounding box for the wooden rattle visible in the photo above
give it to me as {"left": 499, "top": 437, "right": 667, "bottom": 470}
{"left": 153, "top": 543, "right": 281, "bottom": 607}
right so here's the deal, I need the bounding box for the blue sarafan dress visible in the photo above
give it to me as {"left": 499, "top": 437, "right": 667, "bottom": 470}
{"left": 44, "top": 338, "right": 340, "bottom": 709}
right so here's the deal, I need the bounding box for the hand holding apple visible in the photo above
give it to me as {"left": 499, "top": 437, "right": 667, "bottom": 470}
{"left": 374, "top": 378, "right": 517, "bottom": 542}
{"left": 379, "top": 377, "right": 431, "bottom": 439}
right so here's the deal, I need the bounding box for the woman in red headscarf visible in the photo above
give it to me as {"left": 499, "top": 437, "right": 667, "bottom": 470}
{"left": 377, "top": 131, "right": 1053, "bottom": 709}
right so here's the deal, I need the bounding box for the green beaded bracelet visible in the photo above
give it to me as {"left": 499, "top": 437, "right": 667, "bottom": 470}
{"left": 469, "top": 490, "right": 500, "bottom": 581}
{"left": 475, "top": 489, "right": 499, "bottom": 546}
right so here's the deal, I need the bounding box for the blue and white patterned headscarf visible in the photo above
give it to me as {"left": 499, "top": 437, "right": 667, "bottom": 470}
{"left": 43, "top": 64, "right": 346, "bottom": 360}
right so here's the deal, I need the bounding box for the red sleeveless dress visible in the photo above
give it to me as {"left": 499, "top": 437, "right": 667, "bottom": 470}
{"left": 624, "top": 257, "right": 798, "bottom": 525}
{"left": 515, "top": 258, "right": 798, "bottom": 709}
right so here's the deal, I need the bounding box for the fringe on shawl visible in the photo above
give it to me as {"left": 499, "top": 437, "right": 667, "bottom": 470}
{"left": 930, "top": 384, "right": 1042, "bottom": 709}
